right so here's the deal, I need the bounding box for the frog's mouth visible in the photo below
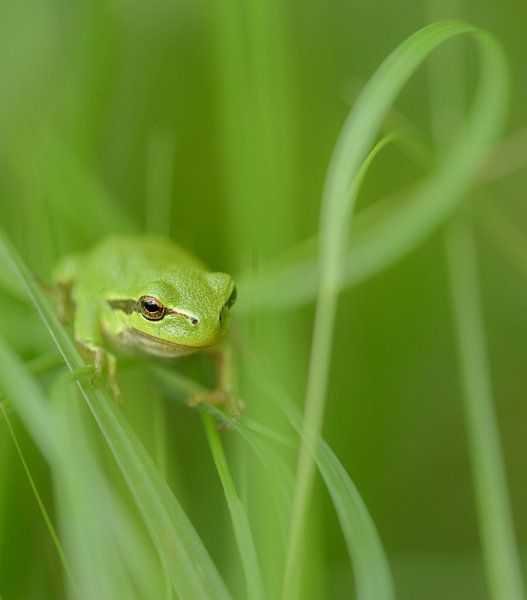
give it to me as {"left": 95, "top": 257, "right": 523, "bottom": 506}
{"left": 130, "top": 327, "right": 211, "bottom": 357}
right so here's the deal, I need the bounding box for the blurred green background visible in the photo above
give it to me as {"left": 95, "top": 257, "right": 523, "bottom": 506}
{"left": 0, "top": 1, "right": 525, "bottom": 599}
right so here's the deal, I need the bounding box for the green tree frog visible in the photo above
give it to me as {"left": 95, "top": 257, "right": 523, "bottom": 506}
{"left": 53, "top": 235, "right": 237, "bottom": 409}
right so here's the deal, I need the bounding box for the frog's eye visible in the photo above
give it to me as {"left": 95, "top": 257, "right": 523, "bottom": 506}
{"left": 226, "top": 285, "right": 237, "bottom": 308}
{"left": 139, "top": 296, "right": 166, "bottom": 321}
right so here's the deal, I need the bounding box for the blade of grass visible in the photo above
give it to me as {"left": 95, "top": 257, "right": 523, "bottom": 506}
{"left": 0, "top": 340, "right": 137, "bottom": 599}
{"left": 282, "top": 131, "right": 396, "bottom": 599}
{"left": 476, "top": 200, "right": 527, "bottom": 280}
{"left": 51, "top": 378, "right": 162, "bottom": 600}
{"left": 154, "top": 361, "right": 393, "bottom": 599}
{"left": 237, "top": 21, "right": 508, "bottom": 312}
{"left": 0, "top": 402, "right": 77, "bottom": 595}
{"left": 145, "top": 129, "right": 175, "bottom": 238}
{"left": 202, "top": 414, "right": 266, "bottom": 600}
{"left": 8, "top": 132, "right": 138, "bottom": 252}
{"left": 145, "top": 124, "right": 177, "bottom": 600}
{"left": 153, "top": 365, "right": 294, "bottom": 541}
{"left": 152, "top": 394, "right": 175, "bottom": 600}
{"left": 0, "top": 227, "right": 232, "bottom": 600}
{"left": 0, "top": 336, "right": 161, "bottom": 599}
{"left": 446, "top": 214, "right": 525, "bottom": 600}
{"left": 245, "top": 353, "right": 394, "bottom": 600}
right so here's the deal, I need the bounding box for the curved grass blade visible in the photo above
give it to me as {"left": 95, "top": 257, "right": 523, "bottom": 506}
{"left": 244, "top": 355, "right": 394, "bottom": 600}
{"left": 237, "top": 21, "right": 508, "bottom": 312}
{"left": 0, "top": 228, "right": 231, "bottom": 600}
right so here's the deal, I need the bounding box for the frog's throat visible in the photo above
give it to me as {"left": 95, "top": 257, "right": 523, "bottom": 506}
{"left": 119, "top": 326, "right": 209, "bottom": 358}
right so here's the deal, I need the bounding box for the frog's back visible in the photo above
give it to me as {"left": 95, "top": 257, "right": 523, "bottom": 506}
{"left": 78, "top": 235, "right": 206, "bottom": 294}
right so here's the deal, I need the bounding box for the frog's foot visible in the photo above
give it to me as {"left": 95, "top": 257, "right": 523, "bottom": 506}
{"left": 77, "top": 342, "right": 122, "bottom": 403}
{"left": 188, "top": 388, "right": 244, "bottom": 420}
{"left": 106, "top": 352, "right": 122, "bottom": 405}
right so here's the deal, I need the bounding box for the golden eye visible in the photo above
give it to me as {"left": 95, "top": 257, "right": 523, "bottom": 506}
{"left": 139, "top": 296, "right": 165, "bottom": 321}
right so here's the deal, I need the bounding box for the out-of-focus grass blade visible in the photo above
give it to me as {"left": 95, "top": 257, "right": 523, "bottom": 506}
{"left": 0, "top": 335, "right": 59, "bottom": 464}
{"left": 202, "top": 414, "right": 266, "bottom": 600}
{"left": 0, "top": 339, "right": 135, "bottom": 599}
{"left": 446, "top": 214, "right": 525, "bottom": 600}
{"left": 8, "top": 132, "right": 137, "bottom": 251}
{"left": 284, "top": 402, "right": 394, "bottom": 599}
{"left": 51, "top": 379, "right": 162, "bottom": 600}
{"left": 145, "top": 129, "right": 175, "bottom": 238}
{"left": 0, "top": 228, "right": 232, "bottom": 600}
{"left": 0, "top": 264, "right": 24, "bottom": 299}
{"left": 476, "top": 200, "right": 527, "bottom": 279}
{"left": 247, "top": 359, "right": 394, "bottom": 600}
{"left": 41, "top": 134, "right": 138, "bottom": 236}
{"left": 238, "top": 21, "right": 508, "bottom": 311}
{"left": 0, "top": 402, "right": 76, "bottom": 594}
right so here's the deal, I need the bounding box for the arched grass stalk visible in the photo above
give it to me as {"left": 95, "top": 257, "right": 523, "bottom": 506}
{"left": 237, "top": 22, "right": 508, "bottom": 313}
{"left": 280, "top": 20, "right": 509, "bottom": 600}
{"left": 446, "top": 214, "right": 525, "bottom": 600}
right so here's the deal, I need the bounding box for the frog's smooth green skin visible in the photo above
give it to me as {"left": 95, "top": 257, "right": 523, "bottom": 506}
{"left": 53, "top": 235, "right": 237, "bottom": 402}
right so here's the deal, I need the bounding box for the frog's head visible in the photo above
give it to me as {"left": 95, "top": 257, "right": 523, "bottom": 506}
{"left": 109, "top": 268, "right": 236, "bottom": 357}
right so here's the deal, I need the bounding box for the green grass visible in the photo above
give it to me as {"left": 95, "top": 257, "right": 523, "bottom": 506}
{"left": 446, "top": 214, "right": 524, "bottom": 600}
{"left": 0, "top": 5, "right": 525, "bottom": 600}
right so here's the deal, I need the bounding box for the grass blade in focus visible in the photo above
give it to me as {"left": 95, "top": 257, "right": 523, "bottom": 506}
{"left": 203, "top": 414, "right": 266, "bottom": 600}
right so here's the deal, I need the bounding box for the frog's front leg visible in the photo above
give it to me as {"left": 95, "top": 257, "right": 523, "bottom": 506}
{"left": 188, "top": 344, "right": 244, "bottom": 419}
{"left": 73, "top": 294, "right": 121, "bottom": 402}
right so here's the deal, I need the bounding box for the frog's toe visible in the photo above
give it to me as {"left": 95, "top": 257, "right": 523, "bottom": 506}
{"left": 188, "top": 389, "right": 243, "bottom": 420}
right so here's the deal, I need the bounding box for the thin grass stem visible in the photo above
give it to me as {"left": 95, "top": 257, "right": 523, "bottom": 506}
{"left": 202, "top": 414, "right": 266, "bottom": 600}
{"left": 282, "top": 135, "right": 396, "bottom": 599}
{"left": 0, "top": 404, "right": 78, "bottom": 596}
{"left": 446, "top": 213, "right": 525, "bottom": 600}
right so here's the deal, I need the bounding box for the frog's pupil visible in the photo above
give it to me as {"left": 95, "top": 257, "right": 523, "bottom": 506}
{"left": 145, "top": 301, "right": 159, "bottom": 312}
